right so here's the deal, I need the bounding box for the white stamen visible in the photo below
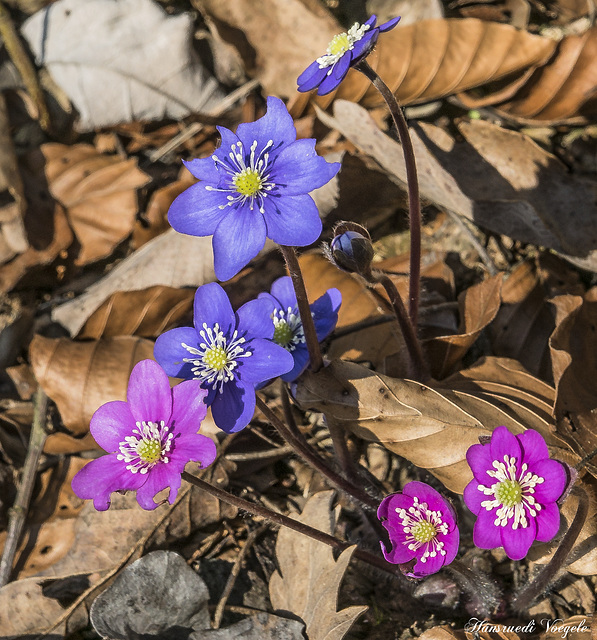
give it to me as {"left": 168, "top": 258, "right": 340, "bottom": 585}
{"left": 117, "top": 420, "right": 173, "bottom": 474}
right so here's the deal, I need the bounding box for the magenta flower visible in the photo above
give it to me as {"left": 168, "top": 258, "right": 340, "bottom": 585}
{"left": 463, "top": 426, "right": 567, "bottom": 561}
{"left": 377, "top": 482, "right": 460, "bottom": 578}
{"left": 72, "top": 360, "right": 217, "bottom": 511}
{"left": 297, "top": 15, "right": 401, "bottom": 96}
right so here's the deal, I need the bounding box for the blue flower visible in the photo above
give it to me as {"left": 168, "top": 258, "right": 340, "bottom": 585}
{"left": 297, "top": 15, "right": 401, "bottom": 96}
{"left": 168, "top": 96, "right": 341, "bottom": 281}
{"left": 154, "top": 283, "right": 294, "bottom": 433}
{"left": 258, "top": 276, "right": 341, "bottom": 381}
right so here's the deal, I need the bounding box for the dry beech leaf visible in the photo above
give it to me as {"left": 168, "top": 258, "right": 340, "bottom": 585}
{"left": 29, "top": 334, "right": 154, "bottom": 434}
{"left": 462, "top": 26, "right": 597, "bottom": 123}
{"left": 367, "top": 0, "right": 444, "bottom": 26}
{"left": 198, "top": 0, "right": 340, "bottom": 97}
{"left": 291, "top": 18, "right": 555, "bottom": 115}
{"left": 320, "top": 101, "right": 597, "bottom": 272}
{"left": 550, "top": 289, "right": 597, "bottom": 467}
{"left": 77, "top": 285, "right": 194, "bottom": 340}
{"left": 269, "top": 491, "right": 367, "bottom": 640}
{"left": 39, "top": 143, "right": 151, "bottom": 265}
{"left": 425, "top": 274, "right": 502, "bottom": 379}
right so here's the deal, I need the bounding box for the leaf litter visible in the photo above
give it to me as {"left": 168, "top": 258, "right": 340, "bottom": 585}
{"left": 0, "top": 0, "right": 597, "bottom": 639}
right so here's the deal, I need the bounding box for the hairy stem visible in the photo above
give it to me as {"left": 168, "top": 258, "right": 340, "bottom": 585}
{"left": 512, "top": 485, "right": 589, "bottom": 612}
{"left": 181, "top": 471, "right": 406, "bottom": 581}
{"left": 355, "top": 59, "right": 422, "bottom": 330}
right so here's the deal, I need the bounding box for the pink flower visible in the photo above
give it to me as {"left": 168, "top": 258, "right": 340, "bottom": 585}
{"left": 72, "top": 360, "right": 217, "bottom": 511}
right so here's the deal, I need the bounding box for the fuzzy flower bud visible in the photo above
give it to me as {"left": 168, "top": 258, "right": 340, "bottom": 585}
{"left": 329, "top": 230, "right": 374, "bottom": 276}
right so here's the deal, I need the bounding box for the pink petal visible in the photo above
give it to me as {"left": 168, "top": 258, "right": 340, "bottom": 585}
{"left": 127, "top": 360, "right": 172, "bottom": 425}
{"left": 534, "top": 502, "right": 562, "bottom": 542}
{"left": 90, "top": 400, "right": 136, "bottom": 452}
{"left": 170, "top": 380, "right": 208, "bottom": 435}
{"left": 135, "top": 464, "right": 181, "bottom": 510}
{"left": 490, "top": 426, "right": 522, "bottom": 466}
{"left": 530, "top": 459, "right": 567, "bottom": 503}
{"left": 472, "top": 510, "right": 502, "bottom": 549}
{"left": 500, "top": 519, "right": 537, "bottom": 561}
{"left": 169, "top": 434, "right": 217, "bottom": 472}
{"left": 517, "top": 429, "right": 549, "bottom": 465}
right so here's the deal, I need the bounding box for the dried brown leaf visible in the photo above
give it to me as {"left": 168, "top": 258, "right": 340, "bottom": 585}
{"left": 291, "top": 18, "right": 555, "bottom": 114}
{"left": 29, "top": 334, "right": 154, "bottom": 434}
{"left": 269, "top": 491, "right": 367, "bottom": 640}
{"left": 77, "top": 285, "right": 194, "bottom": 339}
{"left": 41, "top": 143, "right": 151, "bottom": 265}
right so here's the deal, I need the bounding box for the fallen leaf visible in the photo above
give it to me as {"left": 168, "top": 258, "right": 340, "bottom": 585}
{"left": 320, "top": 101, "right": 597, "bottom": 272}
{"left": 29, "top": 334, "right": 154, "bottom": 434}
{"left": 39, "top": 143, "right": 151, "bottom": 265}
{"left": 21, "top": 0, "right": 225, "bottom": 130}
{"left": 366, "top": 0, "right": 444, "bottom": 25}
{"left": 76, "top": 285, "right": 195, "bottom": 339}
{"left": 269, "top": 491, "right": 367, "bottom": 640}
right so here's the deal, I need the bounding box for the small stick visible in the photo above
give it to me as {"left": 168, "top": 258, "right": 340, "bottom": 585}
{"left": 0, "top": 387, "right": 49, "bottom": 587}
{"left": 181, "top": 471, "right": 407, "bottom": 581}
{"left": 0, "top": 2, "right": 50, "bottom": 132}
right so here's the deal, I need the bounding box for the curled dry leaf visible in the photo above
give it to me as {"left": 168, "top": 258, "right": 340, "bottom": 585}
{"left": 77, "top": 286, "right": 194, "bottom": 340}
{"left": 461, "top": 26, "right": 597, "bottom": 123}
{"left": 29, "top": 334, "right": 154, "bottom": 435}
{"left": 269, "top": 491, "right": 367, "bottom": 640}
{"left": 39, "top": 143, "right": 151, "bottom": 265}
{"left": 291, "top": 18, "right": 555, "bottom": 115}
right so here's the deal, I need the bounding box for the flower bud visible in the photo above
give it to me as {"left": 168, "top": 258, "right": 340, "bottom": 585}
{"left": 329, "top": 230, "right": 374, "bottom": 276}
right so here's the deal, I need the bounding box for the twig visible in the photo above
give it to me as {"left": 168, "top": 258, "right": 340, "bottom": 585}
{"left": 0, "top": 387, "right": 49, "bottom": 587}
{"left": 444, "top": 209, "right": 498, "bottom": 275}
{"left": 212, "top": 525, "right": 267, "bottom": 628}
{"left": 0, "top": 2, "right": 50, "bottom": 132}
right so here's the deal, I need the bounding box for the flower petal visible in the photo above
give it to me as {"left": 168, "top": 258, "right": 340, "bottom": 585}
{"left": 317, "top": 52, "right": 351, "bottom": 95}
{"left": 378, "top": 492, "right": 413, "bottom": 520}
{"left": 409, "top": 546, "right": 446, "bottom": 578}
{"left": 472, "top": 510, "right": 502, "bottom": 549}
{"left": 212, "top": 207, "right": 267, "bottom": 281}
{"left": 135, "top": 464, "right": 181, "bottom": 510}
{"left": 169, "top": 433, "right": 217, "bottom": 471}
{"left": 466, "top": 442, "right": 495, "bottom": 485}
{"left": 269, "top": 139, "right": 341, "bottom": 195}
{"left": 311, "top": 288, "right": 341, "bottom": 341}
{"left": 297, "top": 61, "right": 329, "bottom": 93}
{"left": 269, "top": 276, "right": 296, "bottom": 309}
{"left": 517, "top": 429, "right": 549, "bottom": 466}
{"left": 350, "top": 30, "right": 378, "bottom": 63}
{"left": 236, "top": 297, "right": 276, "bottom": 340}
{"left": 501, "top": 519, "right": 537, "bottom": 561}
{"left": 530, "top": 459, "right": 567, "bottom": 503}
{"left": 380, "top": 533, "right": 416, "bottom": 565}
{"left": 281, "top": 345, "right": 310, "bottom": 382}
{"left": 182, "top": 156, "right": 219, "bottom": 182}
{"left": 170, "top": 379, "right": 208, "bottom": 435}
{"left": 463, "top": 479, "right": 485, "bottom": 516}
{"left": 126, "top": 360, "right": 172, "bottom": 425}
{"left": 240, "top": 338, "right": 294, "bottom": 384}
{"left": 380, "top": 16, "right": 401, "bottom": 31}
{"left": 490, "top": 426, "right": 522, "bottom": 466}
{"left": 262, "top": 193, "right": 322, "bottom": 246}
{"left": 440, "top": 527, "right": 460, "bottom": 566}
{"left": 211, "top": 380, "right": 256, "bottom": 433}
{"left": 71, "top": 454, "right": 145, "bottom": 511}
{"left": 167, "top": 182, "right": 228, "bottom": 237}
{"left": 402, "top": 481, "right": 457, "bottom": 529}
{"left": 154, "top": 327, "right": 202, "bottom": 380}
{"left": 193, "top": 282, "right": 236, "bottom": 337}
{"left": 89, "top": 400, "right": 136, "bottom": 452}
{"left": 534, "top": 502, "right": 562, "bottom": 542}
{"left": 236, "top": 96, "right": 297, "bottom": 161}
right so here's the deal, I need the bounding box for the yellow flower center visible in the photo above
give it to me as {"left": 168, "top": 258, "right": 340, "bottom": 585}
{"left": 273, "top": 321, "right": 295, "bottom": 348}
{"left": 411, "top": 520, "right": 438, "bottom": 544}
{"left": 495, "top": 479, "right": 523, "bottom": 508}
{"left": 136, "top": 439, "right": 162, "bottom": 463}
{"left": 233, "top": 168, "right": 263, "bottom": 197}
{"left": 203, "top": 346, "right": 228, "bottom": 371}
{"left": 328, "top": 32, "right": 351, "bottom": 56}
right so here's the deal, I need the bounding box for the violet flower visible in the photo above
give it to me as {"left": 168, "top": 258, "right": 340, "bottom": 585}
{"left": 154, "top": 282, "right": 294, "bottom": 433}
{"left": 297, "top": 15, "right": 401, "bottom": 96}
{"left": 258, "top": 276, "right": 341, "bottom": 381}
{"left": 378, "top": 481, "right": 460, "bottom": 578}
{"left": 463, "top": 426, "right": 567, "bottom": 561}
{"left": 71, "top": 360, "right": 216, "bottom": 511}
{"left": 168, "top": 96, "right": 340, "bottom": 281}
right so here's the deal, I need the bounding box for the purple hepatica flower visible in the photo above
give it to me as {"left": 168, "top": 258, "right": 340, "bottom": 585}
{"left": 463, "top": 426, "right": 567, "bottom": 561}
{"left": 154, "top": 282, "right": 294, "bottom": 433}
{"left": 71, "top": 360, "right": 216, "bottom": 511}
{"left": 258, "top": 276, "right": 341, "bottom": 382}
{"left": 168, "top": 96, "right": 340, "bottom": 282}
{"left": 297, "top": 15, "right": 401, "bottom": 96}
{"left": 378, "top": 481, "right": 459, "bottom": 578}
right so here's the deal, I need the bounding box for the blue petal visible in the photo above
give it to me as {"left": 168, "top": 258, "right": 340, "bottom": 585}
{"left": 168, "top": 182, "right": 228, "bottom": 237}
{"left": 380, "top": 16, "right": 401, "bottom": 31}
{"left": 212, "top": 206, "right": 267, "bottom": 281}
{"left": 262, "top": 193, "right": 322, "bottom": 246}
{"left": 350, "top": 30, "right": 378, "bottom": 63}
{"left": 237, "top": 297, "right": 276, "bottom": 340}
{"left": 214, "top": 125, "right": 242, "bottom": 160}
{"left": 211, "top": 380, "right": 256, "bottom": 433}
{"left": 236, "top": 97, "right": 296, "bottom": 162}
{"left": 193, "top": 282, "right": 236, "bottom": 336}
{"left": 298, "top": 61, "right": 329, "bottom": 93}
{"left": 269, "top": 276, "right": 297, "bottom": 310}
{"left": 183, "top": 156, "right": 219, "bottom": 182}
{"left": 270, "top": 139, "right": 341, "bottom": 195}
{"left": 154, "top": 326, "right": 201, "bottom": 379}
{"left": 364, "top": 14, "right": 378, "bottom": 27}
{"left": 281, "top": 345, "right": 310, "bottom": 382}
{"left": 239, "top": 339, "right": 294, "bottom": 384}
{"left": 317, "top": 53, "right": 351, "bottom": 95}
{"left": 311, "top": 288, "right": 341, "bottom": 341}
